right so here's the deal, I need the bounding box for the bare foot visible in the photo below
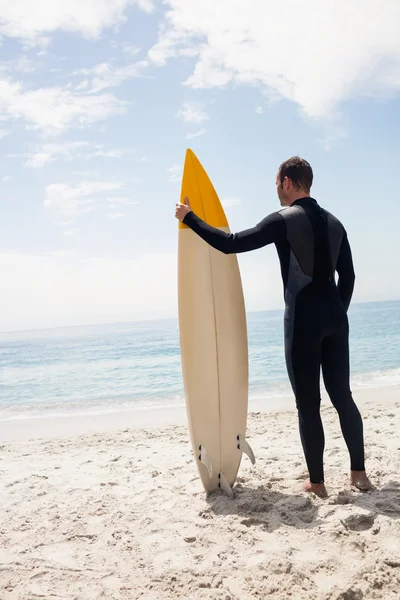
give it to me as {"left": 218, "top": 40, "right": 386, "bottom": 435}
{"left": 351, "top": 471, "right": 373, "bottom": 491}
{"left": 304, "top": 481, "right": 328, "bottom": 498}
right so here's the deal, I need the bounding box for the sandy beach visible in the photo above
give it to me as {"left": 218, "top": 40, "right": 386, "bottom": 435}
{"left": 1, "top": 387, "right": 399, "bottom": 600}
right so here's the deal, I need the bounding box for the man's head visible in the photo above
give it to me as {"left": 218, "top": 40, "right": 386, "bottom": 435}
{"left": 276, "top": 156, "right": 313, "bottom": 206}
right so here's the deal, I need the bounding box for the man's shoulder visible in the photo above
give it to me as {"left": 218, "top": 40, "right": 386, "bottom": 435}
{"left": 277, "top": 205, "right": 303, "bottom": 216}
{"left": 321, "top": 207, "right": 345, "bottom": 229}
{"left": 277, "top": 205, "right": 307, "bottom": 222}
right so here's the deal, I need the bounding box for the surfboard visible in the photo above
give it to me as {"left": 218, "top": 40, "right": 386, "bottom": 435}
{"left": 177, "top": 149, "right": 255, "bottom": 497}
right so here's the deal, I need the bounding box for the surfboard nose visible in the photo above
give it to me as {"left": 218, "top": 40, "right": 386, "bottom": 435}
{"left": 179, "top": 148, "right": 228, "bottom": 230}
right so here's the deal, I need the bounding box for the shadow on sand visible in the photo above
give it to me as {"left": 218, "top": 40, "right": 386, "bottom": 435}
{"left": 203, "top": 480, "right": 400, "bottom": 533}
{"left": 204, "top": 483, "right": 321, "bottom": 532}
{"left": 330, "top": 479, "right": 400, "bottom": 520}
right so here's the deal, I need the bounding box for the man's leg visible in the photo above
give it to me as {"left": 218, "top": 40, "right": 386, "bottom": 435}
{"left": 321, "top": 318, "right": 372, "bottom": 490}
{"left": 285, "top": 321, "right": 326, "bottom": 496}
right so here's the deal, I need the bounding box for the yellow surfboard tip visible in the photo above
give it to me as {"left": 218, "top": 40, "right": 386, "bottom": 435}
{"left": 178, "top": 148, "right": 229, "bottom": 230}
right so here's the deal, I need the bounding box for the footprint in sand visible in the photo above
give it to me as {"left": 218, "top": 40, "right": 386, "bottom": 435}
{"left": 341, "top": 512, "right": 375, "bottom": 532}
{"left": 240, "top": 517, "right": 268, "bottom": 529}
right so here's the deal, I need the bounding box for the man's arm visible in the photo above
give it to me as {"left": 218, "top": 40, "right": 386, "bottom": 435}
{"left": 336, "top": 230, "right": 355, "bottom": 311}
{"left": 182, "top": 211, "right": 286, "bottom": 254}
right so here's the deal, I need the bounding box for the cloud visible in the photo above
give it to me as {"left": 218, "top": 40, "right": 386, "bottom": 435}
{"left": 185, "top": 128, "right": 207, "bottom": 139}
{"left": 176, "top": 102, "right": 209, "bottom": 123}
{"left": 3, "top": 55, "right": 37, "bottom": 74}
{"left": 44, "top": 181, "right": 123, "bottom": 217}
{"left": 25, "top": 141, "right": 90, "bottom": 167}
{"left": 1, "top": 176, "right": 12, "bottom": 183}
{"left": 255, "top": 106, "right": 264, "bottom": 114}
{"left": 148, "top": 26, "right": 198, "bottom": 67}
{"left": 63, "top": 228, "right": 80, "bottom": 236}
{"left": 76, "top": 80, "right": 89, "bottom": 91}
{"left": 108, "top": 212, "right": 125, "bottom": 219}
{"left": 20, "top": 142, "right": 131, "bottom": 167}
{"left": 122, "top": 43, "right": 141, "bottom": 58}
{"left": 0, "top": 1, "right": 155, "bottom": 46}
{"left": 110, "top": 41, "right": 141, "bottom": 58}
{"left": 74, "top": 60, "right": 149, "bottom": 93}
{"left": 89, "top": 148, "right": 130, "bottom": 158}
{"left": 0, "top": 251, "right": 177, "bottom": 331}
{"left": 321, "top": 123, "right": 349, "bottom": 152}
{"left": 0, "top": 76, "right": 127, "bottom": 134}
{"left": 107, "top": 196, "right": 138, "bottom": 207}
{"left": 167, "top": 164, "right": 182, "bottom": 183}
{"left": 0, "top": 130, "right": 10, "bottom": 139}
{"left": 151, "top": 0, "right": 400, "bottom": 119}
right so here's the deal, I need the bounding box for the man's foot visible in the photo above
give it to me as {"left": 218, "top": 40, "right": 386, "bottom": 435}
{"left": 303, "top": 481, "right": 328, "bottom": 498}
{"left": 351, "top": 471, "right": 373, "bottom": 491}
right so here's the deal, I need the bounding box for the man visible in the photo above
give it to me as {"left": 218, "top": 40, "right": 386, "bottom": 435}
{"left": 175, "top": 156, "right": 372, "bottom": 498}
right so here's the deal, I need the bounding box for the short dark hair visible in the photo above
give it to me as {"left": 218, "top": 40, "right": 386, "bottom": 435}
{"left": 278, "top": 156, "right": 313, "bottom": 192}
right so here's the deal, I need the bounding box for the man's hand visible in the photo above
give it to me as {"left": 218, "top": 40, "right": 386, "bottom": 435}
{"left": 175, "top": 197, "right": 192, "bottom": 222}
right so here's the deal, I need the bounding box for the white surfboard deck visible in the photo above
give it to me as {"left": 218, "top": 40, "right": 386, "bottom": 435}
{"left": 178, "top": 149, "right": 254, "bottom": 495}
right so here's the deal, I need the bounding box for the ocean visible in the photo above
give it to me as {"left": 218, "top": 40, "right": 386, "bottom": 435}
{"left": 0, "top": 300, "right": 399, "bottom": 423}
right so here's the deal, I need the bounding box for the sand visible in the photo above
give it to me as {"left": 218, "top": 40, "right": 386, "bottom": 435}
{"left": 1, "top": 390, "right": 400, "bottom": 600}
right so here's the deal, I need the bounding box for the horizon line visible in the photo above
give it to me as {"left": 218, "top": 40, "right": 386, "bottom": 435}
{"left": 1, "top": 298, "right": 399, "bottom": 337}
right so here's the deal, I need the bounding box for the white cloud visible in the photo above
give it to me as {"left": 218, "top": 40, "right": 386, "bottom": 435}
{"left": 321, "top": 123, "right": 348, "bottom": 152}
{"left": 255, "top": 106, "right": 264, "bottom": 114}
{"left": 89, "top": 148, "right": 130, "bottom": 158}
{"left": 185, "top": 128, "right": 207, "bottom": 139}
{"left": 25, "top": 141, "right": 90, "bottom": 167}
{"left": 0, "top": 251, "right": 177, "bottom": 331}
{"left": 107, "top": 196, "right": 138, "bottom": 207}
{"left": 0, "top": 1, "right": 155, "bottom": 46}
{"left": 176, "top": 102, "right": 209, "bottom": 123}
{"left": 14, "top": 142, "right": 131, "bottom": 168}
{"left": 122, "top": 43, "right": 141, "bottom": 58}
{"left": 1, "top": 243, "right": 399, "bottom": 331}
{"left": 63, "top": 228, "right": 80, "bottom": 236}
{"left": 44, "top": 181, "right": 123, "bottom": 217}
{"left": 1, "top": 176, "right": 12, "bottom": 183}
{"left": 7, "top": 55, "right": 37, "bottom": 73}
{"left": 0, "top": 129, "right": 10, "bottom": 139}
{"left": 108, "top": 212, "right": 125, "bottom": 219}
{"left": 110, "top": 40, "right": 141, "bottom": 58}
{"left": 152, "top": 0, "right": 400, "bottom": 119}
{"left": 167, "top": 164, "right": 182, "bottom": 183}
{"left": 0, "top": 76, "right": 127, "bottom": 134}
{"left": 148, "top": 26, "right": 198, "bottom": 66}
{"left": 74, "top": 60, "right": 150, "bottom": 93}
{"left": 76, "top": 80, "right": 89, "bottom": 91}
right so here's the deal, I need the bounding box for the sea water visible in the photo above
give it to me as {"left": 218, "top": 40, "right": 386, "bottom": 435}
{"left": 0, "top": 300, "right": 399, "bottom": 423}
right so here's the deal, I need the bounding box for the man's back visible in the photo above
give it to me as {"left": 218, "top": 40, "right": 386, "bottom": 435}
{"left": 183, "top": 196, "right": 355, "bottom": 313}
{"left": 276, "top": 197, "right": 355, "bottom": 314}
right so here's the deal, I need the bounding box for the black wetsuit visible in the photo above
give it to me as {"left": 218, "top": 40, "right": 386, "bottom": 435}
{"left": 183, "top": 197, "right": 365, "bottom": 483}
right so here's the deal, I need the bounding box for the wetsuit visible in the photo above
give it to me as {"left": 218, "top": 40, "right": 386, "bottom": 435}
{"left": 183, "top": 197, "right": 365, "bottom": 483}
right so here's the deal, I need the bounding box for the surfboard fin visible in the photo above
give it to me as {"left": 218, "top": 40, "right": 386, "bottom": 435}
{"left": 237, "top": 434, "right": 256, "bottom": 464}
{"left": 198, "top": 444, "right": 213, "bottom": 478}
{"left": 218, "top": 473, "right": 233, "bottom": 498}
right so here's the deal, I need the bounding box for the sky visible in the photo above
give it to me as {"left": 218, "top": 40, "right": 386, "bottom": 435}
{"left": 1, "top": 0, "right": 400, "bottom": 331}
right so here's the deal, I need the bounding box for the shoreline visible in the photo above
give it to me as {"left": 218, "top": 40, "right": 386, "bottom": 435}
{"left": 1, "top": 383, "right": 399, "bottom": 443}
